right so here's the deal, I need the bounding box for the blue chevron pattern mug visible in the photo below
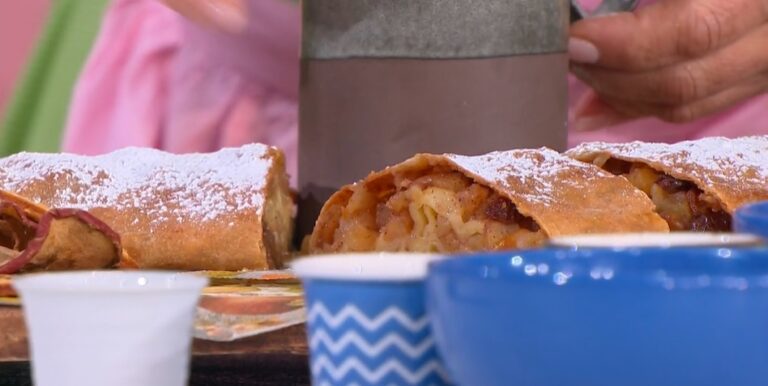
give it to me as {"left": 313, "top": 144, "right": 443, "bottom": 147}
{"left": 293, "top": 254, "right": 451, "bottom": 386}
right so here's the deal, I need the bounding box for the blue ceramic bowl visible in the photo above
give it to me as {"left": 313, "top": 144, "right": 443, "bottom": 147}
{"left": 735, "top": 201, "right": 768, "bottom": 239}
{"left": 293, "top": 254, "right": 451, "bottom": 386}
{"left": 427, "top": 247, "right": 768, "bottom": 386}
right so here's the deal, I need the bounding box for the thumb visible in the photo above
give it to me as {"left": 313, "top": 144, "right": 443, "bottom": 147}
{"left": 160, "top": 0, "right": 247, "bottom": 33}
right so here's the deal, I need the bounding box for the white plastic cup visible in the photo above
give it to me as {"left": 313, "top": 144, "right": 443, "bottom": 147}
{"left": 13, "top": 271, "right": 208, "bottom": 386}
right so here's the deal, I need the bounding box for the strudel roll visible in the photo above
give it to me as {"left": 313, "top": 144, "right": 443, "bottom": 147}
{"left": 567, "top": 136, "right": 768, "bottom": 231}
{"left": 0, "top": 190, "right": 132, "bottom": 274}
{"left": 0, "top": 144, "right": 294, "bottom": 271}
{"left": 309, "top": 149, "right": 668, "bottom": 254}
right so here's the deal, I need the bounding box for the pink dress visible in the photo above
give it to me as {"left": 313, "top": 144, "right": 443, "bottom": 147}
{"left": 63, "top": 0, "right": 768, "bottom": 181}
{"left": 63, "top": 0, "right": 300, "bottom": 183}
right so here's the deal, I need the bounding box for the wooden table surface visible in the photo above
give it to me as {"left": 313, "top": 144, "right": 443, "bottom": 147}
{"left": 0, "top": 306, "right": 311, "bottom": 385}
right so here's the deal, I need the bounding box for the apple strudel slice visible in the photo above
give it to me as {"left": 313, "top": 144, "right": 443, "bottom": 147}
{"left": 0, "top": 144, "right": 294, "bottom": 271}
{"left": 309, "top": 148, "right": 669, "bottom": 254}
{"left": 567, "top": 136, "right": 768, "bottom": 231}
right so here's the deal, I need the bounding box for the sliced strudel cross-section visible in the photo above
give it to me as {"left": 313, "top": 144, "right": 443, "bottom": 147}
{"left": 309, "top": 148, "right": 669, "bottom": 254}
{"left": 567, "top": 136, "right": 768, "bottom": 231}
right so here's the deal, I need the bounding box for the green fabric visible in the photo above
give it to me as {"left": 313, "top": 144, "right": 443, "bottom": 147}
{"left": 0, "top": 0, "right": 109, "bottom": 155}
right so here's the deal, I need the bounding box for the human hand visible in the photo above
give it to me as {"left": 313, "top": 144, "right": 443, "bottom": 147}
{"left": 159, "top": 0, "right": 247, "bottom": 33}
{"left": 569, "top": 0, "right": 768, "bottom": 131}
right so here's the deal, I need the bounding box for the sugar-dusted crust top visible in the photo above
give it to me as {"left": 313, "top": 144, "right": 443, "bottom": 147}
{"left": 0, "top": 144, "right": 276, "bottom": 224}
{"left": 567, "top": 136, "right": 768, "bottom": 213}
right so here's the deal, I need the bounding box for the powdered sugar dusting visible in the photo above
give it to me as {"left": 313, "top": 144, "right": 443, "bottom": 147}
{"left": 0, "top": 144, "right": 277, "bottom": 226}
{"left": 446, "top": 148, "right": 610, "bottom": 205}
{"left": 569, "top": 136, "right": 768, "bottom": 188}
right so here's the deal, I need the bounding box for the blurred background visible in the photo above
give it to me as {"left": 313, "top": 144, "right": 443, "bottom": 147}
{"left": 0, "top": 0, "right": 111, "bottom": 155}
{"left": 0, "top": 0, "right": 48, "bottom": 118}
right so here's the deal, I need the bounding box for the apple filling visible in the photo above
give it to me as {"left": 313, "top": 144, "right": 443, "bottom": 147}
{"left": 596, "top": 157, "right": 730, "bottom": 231}
{"left": 313, "top": 169, "right": 547, "bottom": 253}
{"left": 0, "top": 207, "right": 31, "bottom": 266}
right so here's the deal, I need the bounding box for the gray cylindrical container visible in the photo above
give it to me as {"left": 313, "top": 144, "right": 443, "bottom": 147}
{"left": 298, "top": 0, "right": 570, "bottom": 236}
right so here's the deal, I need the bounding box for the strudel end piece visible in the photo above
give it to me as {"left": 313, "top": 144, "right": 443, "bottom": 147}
{"left": 309, "top": 148, "right": 669, "bottom": 254}
{"left": 0, "top": 190, "right": 132, "bottom": 274}
{"left": 567, "top": 136, "right": 768, "bottom": 231}
{"left": 0, "top": 144, "right": 294, "bottom": 271}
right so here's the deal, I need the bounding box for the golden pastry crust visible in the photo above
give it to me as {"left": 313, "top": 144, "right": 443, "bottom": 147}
{"left": 310, "top": 149, "right": 669, "bottom": 253}
{"left": 0, "top": 145, "right": 294, "bottom": 271}
{"left": 567, "top": 136, "right": 768, "bottom": 231}
{"left": 567, "top": 136, "right": 768, "bottom": 213}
